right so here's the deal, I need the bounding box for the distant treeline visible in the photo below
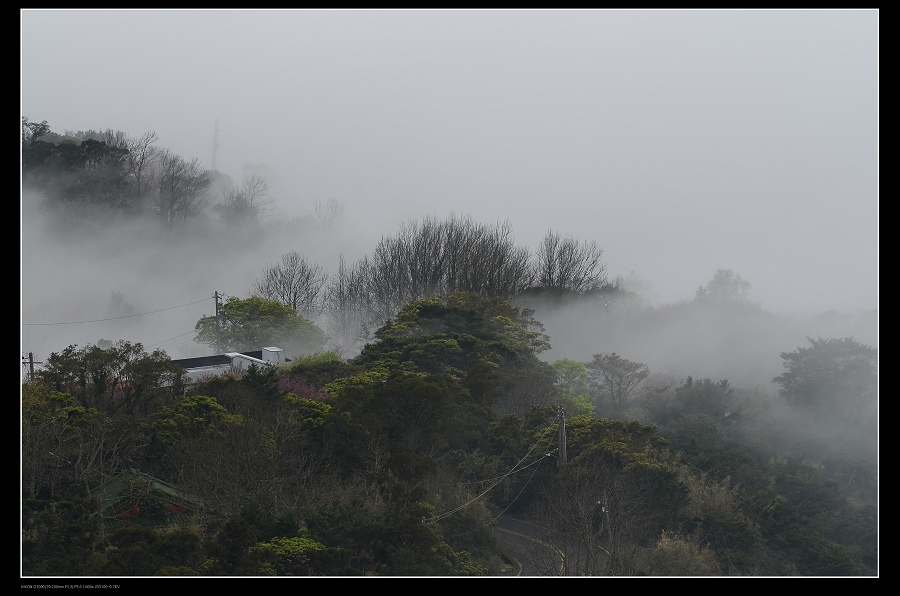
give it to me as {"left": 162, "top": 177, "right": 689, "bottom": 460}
{"left": 22, "top": 117, "right": 627, "bottom": 353}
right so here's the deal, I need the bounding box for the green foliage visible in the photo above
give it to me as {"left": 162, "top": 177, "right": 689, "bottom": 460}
{"left": 371, "top": 291, "right": 550, "bottom": 356}
{"left": 22, "top": 380, "right": 148, "bottom": 502}
{"left": 288, "top": 350, "right": 344, "bottom": 369}
{"left": 20, "top": 236, "right": 877, "bottom": 576}
{"left": 242, "top": 362, "right": 280, "bottom": 399}
{"left": 773, "top": 337, "right": 877, "bottom": 417}
{"left": 564, "top": 414, "right": 669, "bottom": 465}
{"left": 152, "top": 394, "right": 243, "bottom": 446}
{"left": 637, "top": 531, "right": 724, "bottom": 576}
{"left": 771, "top": 458, "right": 844, "bottom": 521}
{"left": 153, "top": 528, "right": 204, "bottom": 570}
{"left": 22, "top": 383, "right": 90, "bottom": 425}
{"left": 300, "top": 498, "right": 486, "bottom": 575}
{"left": 301, "top": 500, "right": 390, "bottom": 574}
{"left": 553, "top": 358, "right": 591, "bottom": 398}
{"left": 487, "top": 414, "right": 531, "bottom": 459}
{"left": 332, "top": 371, "right": 480, "bottom": 455}
{"left": 21, "top": 383, "right": 98, "bottom": 448}
{"left": 194, "top": 295, "right": 327, "bottom": 356}
{"left": 237, "top": 504, "right": 301, "bottom": 543}
{"left": 156, "top": 565, "right": 199, "bottom": 576}
{"left": 284, "top": 393, "right": 332, "bottom": 428}
{"left": 689, "top": 445, "right": 770, "bottom": 497}
{"left": 820, "top": 445, "right": 878, "bottom": 503}
{"left": 670, "top": 466, "right": 765, "bottom": 574}
{"left": 674, "top": 377, "right": 734, "bottom": 419}
{"left": 466, "top": 343, "right": 503, "bottom": 405}
{"left": 22, "top": 492, "right": 104, "bottom": 576}
{"left": 668, "top": 413, "right": 726, "bottom": 457}
{"left": 379, "top": 444, "right": 437, "bottom": 505}
{"left": 94, "top": 525, "right": 203, "bottom": 575}
{"left": 98, "top": 526, "right": 164, "bottom": 575}
{"left": 204, "top": 516, "right": 258, "bottom": 575}
{"left": 584, "top": 353, "right": 650, "bottom": 416}
{"left": 36, "top": 341, "right": 185, "bottom": 418}
{"left": 323, "top": 369, "right": 390, "bottom": 398}
{"left": 357, "top": 334, "right": 470, "bottom": 377}
{"left": 552, "top": 358, "right": 595, "bottom": 416}
{"left": 251, "top": 532, "right": 326, "bottom": 575}
{"left": 756, "top": 495, "right": 859, "bottom": 575}
{"left": 285, "top": 352, "right": 360, "bottom": 392}
{"left": 353, "top": 292, "right": 558, "bottom": 419}
{"left": 444, "top": 548, "right": 488, "bottom": 576}
{"left": 533, "top": 417, "right": 688, "bottom": 575}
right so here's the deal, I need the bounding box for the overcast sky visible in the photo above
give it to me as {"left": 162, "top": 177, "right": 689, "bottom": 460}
{"left": 21, "top": 9, "right": 878, "bottom": 319}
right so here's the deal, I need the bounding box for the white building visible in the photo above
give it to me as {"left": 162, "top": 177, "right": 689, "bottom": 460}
{"left": 172, "top": 346, "right": 286, "bottom": 383}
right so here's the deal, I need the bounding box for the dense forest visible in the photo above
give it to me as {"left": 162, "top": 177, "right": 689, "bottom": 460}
{"left": 21, "top": 119, "right": 878, "bottom": 576}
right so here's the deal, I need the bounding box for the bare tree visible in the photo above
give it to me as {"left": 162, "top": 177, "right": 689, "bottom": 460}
{"left": 123, "top": 131, "right": 159, "bottom": 215}
{"left": 217, "top": 173, "right": 273, "bottom": 225}
{"left": 406, "top": 217, "right": 447, "bottom": 298}
{"left": 154, "top": 150, "right": 211, "bottom": 230}
{"left": 364, "top": 215, "right": 533, "bottom": 316}
{"left": 313, "top": 197, "right": 345, "bottom": 230}
{"left": 322, "top": 255, "right": 378, "bottom": 353}
{"left": 314, "top": 215, "right": 537, "bottom": 352}
{"left": 534, "top": 230, "right": 607, "bottom": 294}
{"left": 465, "top": 219, "right": 533, "bottom": 297}
{"left": 252, "top": 250, "right": 328, "bottom": 321}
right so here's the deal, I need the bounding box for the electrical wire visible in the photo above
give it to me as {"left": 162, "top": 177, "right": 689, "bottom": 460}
{"left": 22, "top": 298, "right": 209, "bottom": 326}
{"left": 446, "top": 459, "right": 544, "bottom": 488}
{"left": 145, "top": 330, "right": 197, "bottom": 349}
{"left": 488, "top": 453, "right": 550, "bottom": 525}
{"left": 423, "top": 412, "right": 562, "bottom": 525}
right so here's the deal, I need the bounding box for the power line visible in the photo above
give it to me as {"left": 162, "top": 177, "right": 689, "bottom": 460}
{"left": 22, "top": 298, "right": 209, "bottom": 326}
{"left": 145, "top": 330, "right": 198, "bottom": 349}
{"left": 423, "top": 412, "right": 562, "bottom": 525}
{"left": 488, "top": 455, "right": 550, "bottom": 525}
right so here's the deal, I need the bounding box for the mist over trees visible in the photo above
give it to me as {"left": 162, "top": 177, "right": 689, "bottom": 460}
{"left": 214, "top": 173, "right": 273, "bottom": 226}
{"left": 21, "top": 119, "right": 877, "bottom": 576}
{"left": 695, "top": 268, "right": 752, "bottom": 304}
{"left": 22, "top": 300, "right": 878, "bottom": 575}
{"left": 317, "top": 215, "right": 604, "bottom": 352}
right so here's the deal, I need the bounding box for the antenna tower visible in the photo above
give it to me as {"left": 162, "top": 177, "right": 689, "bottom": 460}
{"left": 211, "top": 119, "right": 220, "bottom": 171}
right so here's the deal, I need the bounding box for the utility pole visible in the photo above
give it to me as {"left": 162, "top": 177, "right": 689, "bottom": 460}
{"left": 22, "top": 352, "right": 42, "bottom": 382}
{"left": 211, "top": 119, "right": 220, "bottom": 171}
{"left": 557, "top": 405, "right": 567, "bottom": 467}
{"left": 213, "top": 291, "right": 222, "bottom": 354}
{"left": 599, "top": 491, "right": 612, "bottom": 542}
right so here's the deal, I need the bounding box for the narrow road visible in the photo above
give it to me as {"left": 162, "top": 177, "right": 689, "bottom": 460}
{"left": 494, "top": 516, "right": 609, "bottom": 576}
{"left": 494, "top": 517, "right": 563, "bottom": 576}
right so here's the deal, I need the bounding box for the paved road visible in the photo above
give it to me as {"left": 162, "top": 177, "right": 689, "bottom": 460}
{"left": 494, "top": 516, "right": 608, "bottom": 576}
{"left": 494, "top": 517, "right": 563, "bottom": 576}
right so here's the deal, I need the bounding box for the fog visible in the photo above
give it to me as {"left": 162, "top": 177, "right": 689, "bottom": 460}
{"left": 21, "top": 10, "right": 878, "bottom": 391}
